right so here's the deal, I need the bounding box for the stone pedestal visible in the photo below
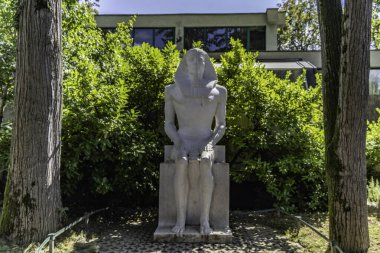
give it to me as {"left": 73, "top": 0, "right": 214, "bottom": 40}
{"left": 154, "top": 145, "right": 232, "bottom": 243}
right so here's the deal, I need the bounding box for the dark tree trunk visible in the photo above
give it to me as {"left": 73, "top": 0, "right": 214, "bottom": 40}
{"left": 319, "top": 0, "right": 371, "bottom": 252}
{"left": 0, "top": 0, "right": 62, "bottom": 243}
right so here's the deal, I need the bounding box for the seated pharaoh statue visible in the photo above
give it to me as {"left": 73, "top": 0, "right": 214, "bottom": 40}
{"left": 163, "top": 48, "right": 227, "bottom": 236}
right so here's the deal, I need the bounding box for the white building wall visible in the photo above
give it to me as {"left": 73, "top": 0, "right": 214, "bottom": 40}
{"left": 95, "top": 9, "right": 286, "bottom": 50}
{"left": 265, "top": 25, "right": 278, "bottom": 51}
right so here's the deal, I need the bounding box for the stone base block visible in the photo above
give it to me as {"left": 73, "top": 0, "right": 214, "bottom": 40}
{"left": 155, "top": 145, "right": 231, "bottom": 243}
{"left": 157, "top": 162, "right": 230, "bottom": 229}
{"left": 153, "top": 226, "right": 233, "bottom": 243}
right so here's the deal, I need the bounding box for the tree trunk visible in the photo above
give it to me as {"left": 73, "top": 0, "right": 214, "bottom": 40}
{"left": 0, "top": 0, "right": 62, "bottom": 243}
{"left": 319, "top": 0, "right": 371, "bottom": 252}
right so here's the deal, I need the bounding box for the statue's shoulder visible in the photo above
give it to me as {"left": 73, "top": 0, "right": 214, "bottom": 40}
{"left": 215, "top": 84, "right": 227, "bottom": 102}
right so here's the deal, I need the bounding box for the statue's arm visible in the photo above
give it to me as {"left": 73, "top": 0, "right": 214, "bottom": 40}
{"left": 208, "top": 86, "right": 227, "bottom": 146}
{"left": 164, "top": 86, "right": 181, "bottom": 146}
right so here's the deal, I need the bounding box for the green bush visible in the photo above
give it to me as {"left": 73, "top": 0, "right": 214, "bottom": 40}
{"left": 60, "top": 4, "right": 328, "bottom": 210}
{"left": 367, "top": 109, "right": 380, "bottom": 176}
{"left": 217, "top": 39, "right": 326, "bottom": 210}
{"left": 1, "top": 1, "right": 330, "bottom": 210}
{"left": 61, "top": 2, "right": 180, "bottom": 201}
{"left": 368, "top": 177, "right": 380, "bottom": 203}
{"left": 0, "top": 123, "right": 11, "bottom": 187}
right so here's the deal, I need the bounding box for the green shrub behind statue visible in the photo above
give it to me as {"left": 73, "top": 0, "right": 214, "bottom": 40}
{"left": 217, "top": 39, "right": 326, "bottom": 210}
{"left": 61, "top": 2, "right": 179, "bottom": 203}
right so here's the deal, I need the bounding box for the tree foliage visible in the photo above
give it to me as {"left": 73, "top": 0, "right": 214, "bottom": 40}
{"left": 60, "top": 3, "right": 328, "bottom": 210}
{"left": 218, "top": 39, "right": 326, "bottom": 210}
{"left": 61, "top": 2, "right": 180, "bottom": 202}
{"left": 278, "top": 0, "right": 380, "bottom": 50}
{"left": 0, "top": 0, "right": 16, "bottom": 125}
{"left": 367, "top": 109, "right": 380, "bottom": 176}
{"left": 0, "top": 0, "right": 378, "bottom": 214}
{"left": 278, "top": 0, "right": 320, "bottom": 50}
{"left": 373, "top": 0, "right": 380, "bottom": 49}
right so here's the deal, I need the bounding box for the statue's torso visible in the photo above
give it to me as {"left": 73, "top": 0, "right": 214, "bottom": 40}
{"left": 168, "top": 84, "right": 220, "bottom": 143}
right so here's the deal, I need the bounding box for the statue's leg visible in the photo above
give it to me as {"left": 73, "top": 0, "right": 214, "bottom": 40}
{"left": 199, "top": 155, "right": 214, "bottom": 235}
{"left": 172, "top": 156, "right": 188, "bottom": 236}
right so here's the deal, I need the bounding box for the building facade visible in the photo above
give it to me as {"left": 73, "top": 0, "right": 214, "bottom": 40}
{"left": 95, "top": 9, "right": 380, "bottom": 120}
{"left": 96, "top": 8, "right": 285, "bottom": 52}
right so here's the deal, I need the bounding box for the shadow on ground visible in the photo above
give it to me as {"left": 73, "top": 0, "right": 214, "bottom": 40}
{"left": 69, "top": 208, "right": 305, "bottom": 253}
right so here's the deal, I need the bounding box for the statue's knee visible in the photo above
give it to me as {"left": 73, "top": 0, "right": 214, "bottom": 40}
{"left": 200, "top": 157, "right": 212, "bottom": 167}
{"left": 176, "top": 157, "right": 188, "bottom": 168}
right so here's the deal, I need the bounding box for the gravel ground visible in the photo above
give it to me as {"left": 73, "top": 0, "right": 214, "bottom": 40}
{"left": 73, "top": 208, "right": 305, "bottom": 253}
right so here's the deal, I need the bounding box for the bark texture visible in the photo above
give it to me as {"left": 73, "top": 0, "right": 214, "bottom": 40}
{"left": 0, "top": 0, "right": 62, "bottom": 243}
{"left": 319, "top": 0, "right": 371, "bottom": 252}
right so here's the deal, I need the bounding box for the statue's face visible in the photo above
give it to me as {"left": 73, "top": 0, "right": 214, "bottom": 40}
{"left": 186, "top": 52, "right": 206, "bottom": 83}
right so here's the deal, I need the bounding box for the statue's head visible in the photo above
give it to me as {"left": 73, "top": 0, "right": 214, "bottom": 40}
{"left": 185, "top": 49, "right": 206, "bottom": 84}
{"left": 175, "top": 48, "right": 217, "bottom": 88}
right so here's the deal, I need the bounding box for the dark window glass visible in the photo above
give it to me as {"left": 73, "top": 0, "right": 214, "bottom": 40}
{"left": 155, "top": 28, "right": 175, "bottom": 49}
{"left": 249, "top": 28, "right": 266, "bottom": 51}
{"left": 184, "top": 28, "right": 204, "bottom": 49}
{"left": 101, "top": 27, "right": 116, "bottom": 33}
{"left": 205, "top": 28, "right": 227, "bottom": 52}
{"left": 370, "top": 69, "right": 380, "bottom": 95}
{"left": 184, "top": 27, "right": 265, "bottom": 51}
{"left": 227, "top": 28, "right": 247, "bottom": 49}
{"left": 133, "top": 28, "right": 174, "bottom": 49}
{"left": 133, "top": 28, "right": 154, "bottom": 46}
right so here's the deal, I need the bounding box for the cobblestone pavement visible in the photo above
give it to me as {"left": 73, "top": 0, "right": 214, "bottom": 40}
{"left": 81, "top": 209, "right": 305, "bottom": 253}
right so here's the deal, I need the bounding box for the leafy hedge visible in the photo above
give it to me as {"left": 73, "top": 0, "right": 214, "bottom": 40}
{"left": 5, "top": 1, "right": 380, "bottom": 211}
{"left": 0, "top": 2, "right": 327, "bottom": 210}
{"left": 61, "top": 3, "right": 179, "bottom": 202}
{"left": 59, "top": 0, "right": 328, "bottom": 209}
{"left": 218, "top": 39, "right": 326, "bottom": 210}
{"left": 367, "top": 109, "right": 380, "bottom": 177}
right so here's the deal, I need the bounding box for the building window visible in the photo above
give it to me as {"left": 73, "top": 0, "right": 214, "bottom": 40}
{"left": 370, "top": 69, "right": 380, "bottom": 95}
{"left": 132, "top": 28, "right": 175, "bottom": 49}
{"left": 101, "top": 27, "right": 117, "bottom": 33}
{"left": 184, "top": 27, "right": 265, "bottom": 52}
{"left": 205, "top": 28, "right": 228, "bottom": 52}
{"left": 249, "top": 28, "right": 266, "bottom": 51}
{"left": 102, "top": 27, "right": 175, "bottom": 49}
{"left": 154, "top": 28, "right": 175, "bottom": 49}
{"left": 368, "top": 69, "right": 380, "bottom": 121}
{"left": 133, "top": 29, "right": 154, "bottom": 46}
{"left": 227, "top": 28, "right": 248, "bottom": 50}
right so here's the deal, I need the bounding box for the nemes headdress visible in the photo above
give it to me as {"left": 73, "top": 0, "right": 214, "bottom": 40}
{"left": 174, "top": 48, "right": 217, "bottom": 98}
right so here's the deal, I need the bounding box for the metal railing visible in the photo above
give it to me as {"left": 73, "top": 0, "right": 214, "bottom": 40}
{"left": 35, "top": 207, "right": 109, "bottom": 253}
{"left": 277, "top": 208, "right": 344, "bottom": 253}
{"left": 33, "top": 206, "right": 344, "bottom": 253}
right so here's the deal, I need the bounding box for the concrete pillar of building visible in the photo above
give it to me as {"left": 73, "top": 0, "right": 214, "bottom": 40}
{"left": 176, "top": 22, "right": 184, "bottom": 50}
{"left": 266, "top": 24, "right": 278, "bottom": 51}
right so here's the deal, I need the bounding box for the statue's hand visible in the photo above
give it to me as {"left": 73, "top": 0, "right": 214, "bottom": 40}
{"left": 203, "top": 142, "right": 214, "bottom": 152}
{"left": 174, "top": 141, "right": 186, "bottom": 155}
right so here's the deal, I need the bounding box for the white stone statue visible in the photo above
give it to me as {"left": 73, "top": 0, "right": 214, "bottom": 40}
{"left": 164, "top": 48, "right": 227, "bottom": 236}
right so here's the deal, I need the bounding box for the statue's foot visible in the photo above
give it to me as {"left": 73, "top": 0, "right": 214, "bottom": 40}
{"left": 200, "top": 222, "right": 213, "bottom": 235}
{"left": 172, "top": 224, "right": 185, "bottom": 236}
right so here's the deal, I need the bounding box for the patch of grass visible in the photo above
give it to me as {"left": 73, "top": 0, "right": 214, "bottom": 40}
{"left": 22, "top": 230, "right": 98, "bottom": 253}
{"left": 368, "top": 177, "right": 380, "bottom": 203}
{"left": 284, "top": 214, "right": 329, "bottom": 253}
{"left": 0, "top": 238, "right": 23, "bottom": 253}
{"left": 261, "top": 212, "right": 380, "bottom": 253}
{"left": 369, "top": 216, "right": 380, "bottom": 252}
{"left": 52, "top": 231, "right": 98, "bottom": 253}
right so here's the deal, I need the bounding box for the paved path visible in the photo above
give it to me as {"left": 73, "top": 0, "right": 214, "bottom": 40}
{"left": 80, "top": 209, "right": 305, "bottom": 253}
